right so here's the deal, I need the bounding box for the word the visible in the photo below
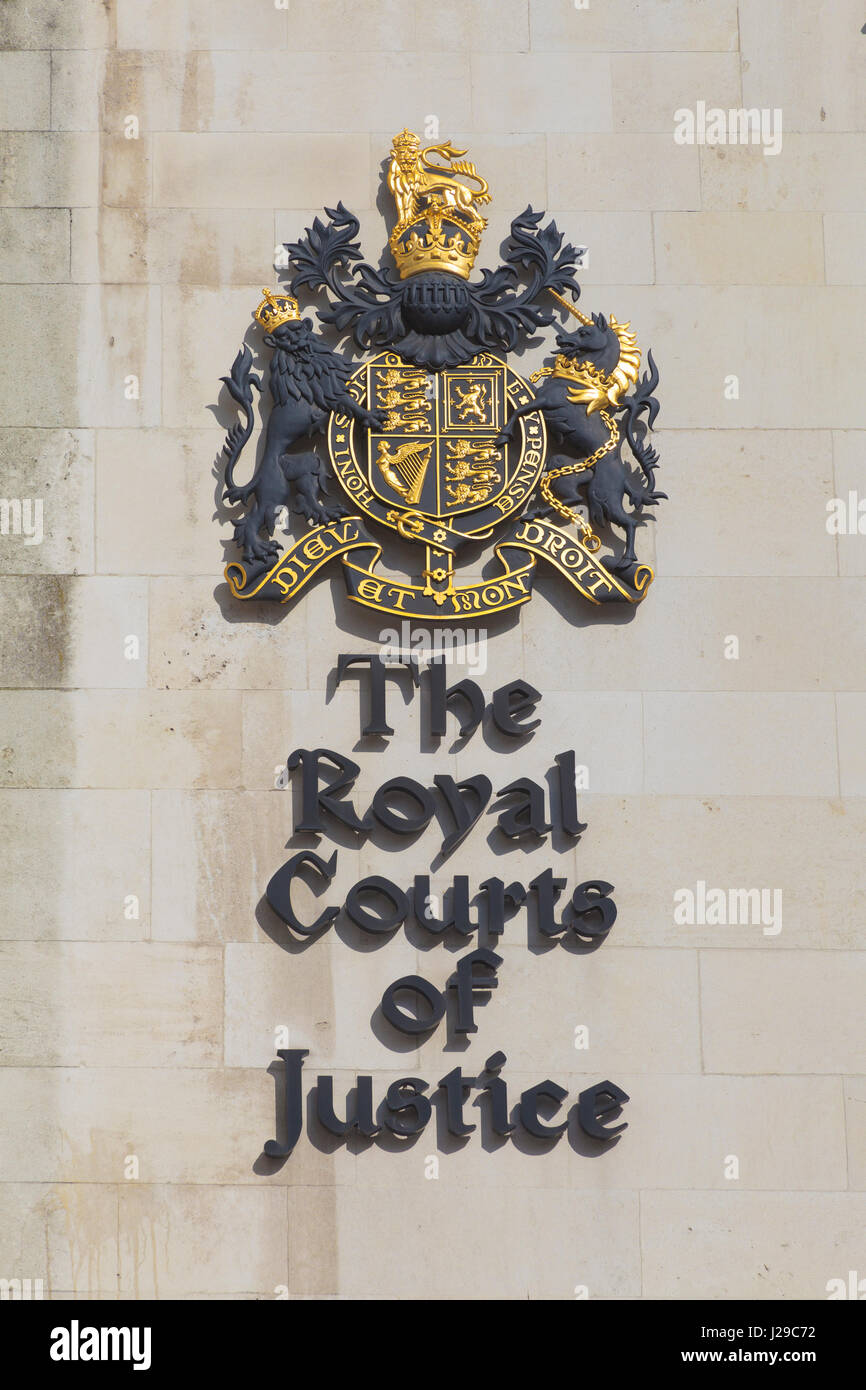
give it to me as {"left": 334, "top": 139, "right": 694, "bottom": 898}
{"left": 334, "top": 652, "right": 541, "bottom": 741}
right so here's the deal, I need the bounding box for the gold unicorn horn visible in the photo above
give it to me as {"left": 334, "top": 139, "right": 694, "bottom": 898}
{"left": 547, "top": 287, "right": 592, "bottom": 326}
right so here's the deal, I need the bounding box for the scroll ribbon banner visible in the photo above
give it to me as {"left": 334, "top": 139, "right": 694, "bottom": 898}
{"left": 224, "top": 515, "right": 653, "bottom": 617}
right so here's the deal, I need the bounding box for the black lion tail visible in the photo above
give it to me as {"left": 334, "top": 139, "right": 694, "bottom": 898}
{"left": 621, "top": 349, "right": 666, "bottom": 502}
{"left": 221, "top": 345, "right": 262, "bottom": 498}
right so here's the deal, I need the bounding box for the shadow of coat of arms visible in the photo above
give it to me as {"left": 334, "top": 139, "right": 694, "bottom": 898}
{"left": 220, "top": 129, "right": 665, "bottom": 619}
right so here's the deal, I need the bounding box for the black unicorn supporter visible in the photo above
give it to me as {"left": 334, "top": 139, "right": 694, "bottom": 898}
{"left": 497, "top": 292, "right": 665, "bottom": 573}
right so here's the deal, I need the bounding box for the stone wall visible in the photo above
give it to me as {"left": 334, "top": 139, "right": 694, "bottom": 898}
{"left": 0, "top": 0, "right": 863, "bottom": 1300}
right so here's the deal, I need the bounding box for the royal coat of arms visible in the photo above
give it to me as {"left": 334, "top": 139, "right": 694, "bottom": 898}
{"left": 220, "top": 130, "right": 664, "bottom": 619}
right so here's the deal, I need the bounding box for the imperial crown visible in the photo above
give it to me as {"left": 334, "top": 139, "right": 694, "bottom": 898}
{"left": 254, "top": 287, "right": 300, "bottom": 331}
{"left": 386, "top": 129, "right": 490, "bottom": 281}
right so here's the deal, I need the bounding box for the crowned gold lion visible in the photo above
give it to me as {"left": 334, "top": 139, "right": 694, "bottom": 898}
{"left": 387, "top": 129, "right": 490, "bottom": 244}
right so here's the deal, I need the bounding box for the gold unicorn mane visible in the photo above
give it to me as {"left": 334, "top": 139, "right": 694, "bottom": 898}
{"left": 606, "top": 316, "right": 641, "bottom": 406}
{"left": 546, "top": 289, "right": 642, "bottom": 413}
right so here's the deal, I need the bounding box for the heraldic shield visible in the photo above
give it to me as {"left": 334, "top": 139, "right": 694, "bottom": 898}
{"left": 221, "top": 129, "right": 665, "bottom": 620}
{"left": 325, "top": 352, "right": 547, "bottom": 614}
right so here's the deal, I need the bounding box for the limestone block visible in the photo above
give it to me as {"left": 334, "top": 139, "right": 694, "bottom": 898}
{"left": 701, "top": 949, "right": 866, "bottom": 1073}
{"left": 0, "top": 942, "right": 222, "bottom": 1066}
{"left": 527, "top": 577, "right": 866, "bottom": 693}
{"left": 153, "top": 134, "right": 370, "bottom": 210}
{"left": 0, "top": 132, "right": 98, "bottom": 208}
{"left": 116, "top": 0, "right": 287, "bottom": 51}
{"left": 0, "top": 208, "right": 70, "bottom": 284}
{"left": 0, "top": 429, "right": 94, "bottom": 576}
{"left": 654, "top": 431, "right": 836, "bottom": 578}
{"left": 288, "top": 1184, "right": 639, "bottom": 1298}
{"left": 416, "top": 0, "right": 530, "bottom": 50}
{"left": 739, "top": 0, "right": 866, "bottom": 132}
{"left": 290, "top": 0, "right": 415, "bottom": 51}
{"left": 162, "top": 284, "right": 272, "bottom": 429}
{"left": 224, "top": 937, "right": 423, "bottom": 1070}
{"left": 642, "top": 1191, "right": 866, "bottom": 1298}
{"left": 101, "top": 134, "right": 153, "bottom": 209}
{"left": 0, "top": 286, "right": 161, "bottom": 429}
{"left": 50, "top": 50, "right": 105, "bottom": 132}
{"left": 0, "top": 1067, "right": 337, "bottom": 1188}
{"left": 415, "top": 945, "right": 701, "bottom": 1073}
{"left": 824, "top": 215, "right": 866, "bottom": 285}
{"left": 118, "top": 1185, "right": 287, "bottom": 1297}
{"left": 837, "top": 694, "right": 866, "bottom": 796}
{"left": 844, "top": 1078, "right": 866, "bottom": 1190}
{"left": 97, "top": 50, "right": 204, "bottom": 135}
{"left": 553, "top": 210, "right": 652, "bottom": 285}
{"left": 148, "top": 577, "right": 306, "bottom": 690}
{"left": 572, "top": 1074, "right": 845, "bottom": 1191}
{"left": 469, "top": 53, "right": 612, "bottom": 133}
{"left": 528, "top": 0, "right": 739, "bottom": 53}
{"left": 0, "top": 0, "right": 112, "bottom": 49}
{"left": 644, "top": 693, "right": 838, "bottom": 796}
{"left": 655, "top": 211, "right": 825, "bottom": 286}
{"left": 96, "top": 428, "right": 226, "bottom": 576}
{"left": 833, "top": 432, "right": 866, "bottom": 577}
{"left": 0, "top": 790, "right": 150, "bottom": 942}
{"left": 73, "top": 208, "right": 275, "bottom": 285}
{"left": 150, "top": 790, "right": 360, "bottom": 945}
{"left": 197, "top": 51, "right": 470, "bottom": 134}
{"left": 549, "top": 134, "right": 700, "bottom": 211}
{"left": 0, "top": 576, "right": 147, "bottom": 689}
{"left": 0, "top": 690, "right": 242, "bottom": 789}
{"left": 0, "top": 1184, "right": 117, "bottom": 1298}
{"left": 0, "top": 51, "right": 49, "bottom": 129}
{"left": 581, "top": 794, "right": 866, "bottom": 951}
{"left": 612, "top": 53, "right": 740, "bottom": 133}
{"left": 701, "top": 137, "right": 866, "bottom": 213}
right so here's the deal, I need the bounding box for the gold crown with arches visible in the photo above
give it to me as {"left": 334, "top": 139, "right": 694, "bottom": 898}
{"left": 387, "top": 129, "right": 490, "bottom": 281}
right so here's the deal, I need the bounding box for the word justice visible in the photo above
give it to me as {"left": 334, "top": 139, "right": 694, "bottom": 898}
{"left": 265, "top": 1049, "right": 630, "bottom": 1155}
